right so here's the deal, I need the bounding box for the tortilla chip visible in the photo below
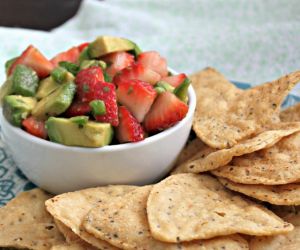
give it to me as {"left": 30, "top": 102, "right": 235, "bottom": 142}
{"left": 51, "top": 242, "right": 97, "bottom": 250}
{"left": 212, "top": 131, "right": 300, "bottom": 185}
{"left": 46, "top": 186, "right": 136, "bottom": 250}
{"left": 55, "top": 219, "right": 98, "bottom": 249}
{"left": 218, "top": 177, "right": 300, "bottom": 205}
{"left": 147, "top": 174, "right": 292, "bottom": 243}
{"left": 191, "top": 68, "right": 300, "bottom": 149}
{"left": 249, "top": 210, "right": 300, "bottom": 250}
{"left": 281, "top": 103, "right": 300, "bottom": 122}
{"left": 175, "top": 138, "right": 207, "bottom": 166}
{"left": 83, "top": 186, "right": 249, "bottom": 250}
{"left": 173, "top": 123, "right": 300, "bottom": 174}
{"left": 0, "top": 189, "right": 64, "bottom": 249}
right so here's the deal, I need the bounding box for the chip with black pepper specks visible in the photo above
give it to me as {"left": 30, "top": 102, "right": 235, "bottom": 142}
{"left": 172, "top": 123, "right": 300, "bottom": 174}
{"left": 191, "top": 68, "right": 300, "bottom": 149}
{"left": 147, "top": 174, "right": 293, "bottom": 243}
{"left": 0, "top": 188, "right": 65, "bottom": 249}
{"left": 46, "top": 186, "right": 136, "bottom": 250}
{"left": 212, "top": 131, "right": 300, "bottom": 185}
{"left": 218, "top": 177, "right": 300, "bottom": 205}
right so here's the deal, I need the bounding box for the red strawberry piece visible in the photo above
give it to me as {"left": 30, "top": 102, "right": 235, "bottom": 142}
{"left": 102, "top": 52, "right": 134, "bottom": 78}
{"left": 78, "top": 42, "right": 89, "bottom": 52}
{"left": 9, "top": 45, "right": 54, "bottom": 78}
{"left": 161, "top": 73, "right": 187, "bottom": 88}
{"left": 117, "top": 79, "right": 157, "bottom": 122}
{"left": 75, "top": 66, "right": 105, "bottom": 102}
{"left": 22, "top": 116, "right": 47, "bottom": 139}
{"left": 91, "top": 82, "right": 119, "bottom": 126}
{"left": 116, "top": 106, "right": 145, "bottom": 143}
{"left": 113, "top": 63, "right": 161, "bottom": 85}
{"left": 137, "top": 51, "right": 168, "bottom": 77}
{"left": 64, "top": 101, "right": 91, "bottom": 117}
{"left": 51, "top": 46, "right": 80, "bottom": 67}
{"left": 144, "top": 91, "right": 188, "bottom": 133}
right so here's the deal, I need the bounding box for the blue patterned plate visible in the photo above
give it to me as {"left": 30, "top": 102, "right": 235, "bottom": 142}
{"left": 0, "top": 81, "right": 299, "bottom": 206}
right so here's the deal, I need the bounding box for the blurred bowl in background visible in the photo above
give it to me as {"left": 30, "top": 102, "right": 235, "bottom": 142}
{"left": 0, "top": 0, "right": 82, "bottom": 30}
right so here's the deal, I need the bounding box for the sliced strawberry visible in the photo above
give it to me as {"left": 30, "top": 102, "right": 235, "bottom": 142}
{"left": 75, "top": 66, "right": 104, "bottom": 102}
{"left": 113, "top": 63, "right": 161, "bottom": 85}
{"left": 144, "top": 91, "right": 188, "bottom": 133}
{"left": 78, "top": 42, "right": 89, "bottom": 52}
{"left": 64, "top": 101, "right": 91, "bottom": 117}
{"left": 51, "top": 46, "right": 80, "bottom": 67}
{"left": 92, "top": 82, "right": 119, "bottom": 126}
{"left": 9, "top": 45, "right": 53, "bottom": 78}
{"left": 102, "top": 52, "right": 134, "bottom": 78}
{"left": 161, "top": 73, "right": 187, "bottom": 88}
{"left": 116, "top": 106, "right": 145, "bottom": 143}
{"left": 22, "top": 116, "right": 47, "bottom": 139}
{"left": 117, "top": 79, "right": 157, "bottom": 122}
{"left": 137, "top": 51, "right": 168, "bottom": 77}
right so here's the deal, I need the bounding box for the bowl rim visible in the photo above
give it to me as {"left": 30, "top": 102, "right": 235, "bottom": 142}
{"left": 0, "top": 77, "right": 196, "bottom": 154}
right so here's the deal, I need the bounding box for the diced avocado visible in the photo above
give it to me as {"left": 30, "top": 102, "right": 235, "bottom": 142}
{"left": 3, "top": 95, "right": 37, "bottom": 127}
{"left": 32, "top": 82, "right": 76, "bottom": 120}
{"left": 70, "top": 116, "right": 89, "bottom": 126}
{"left": 80, "top": 60, "right": 107, "bottom": 70}
{"left": 88, "top": 36, "right": 139, "bottom": 58}
{"left": 5, "top": 57, "right": 18, "bottom": 75}
{"left": 12, "top": 65, "right": 39, "bottom": 97}
{"left": 36, "top": 72, "right": 74, "bottom": 100}
{"left": 46, "top": 117, "right": 113, "bottom": 147}
{"left": 174, "top": 78, "right": 190, "bottom": 103}
{"left": 78, "top": 47, "right": 91, "bottom": 63}
{"left": 155, "top": 81, "right": 175, "bottom": 92}
{"left": 59, "top": 61, "right": 80, "bottom": 75}
{"left": 0, "top": 77, "right": 14, "bottom": 104}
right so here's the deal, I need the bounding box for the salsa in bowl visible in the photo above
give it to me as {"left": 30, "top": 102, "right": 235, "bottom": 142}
{"left": 1, "top": 36, "right": 191, "bottom": 148}
{"left": 0, "top": 36, "right": 196, "bottom": 193}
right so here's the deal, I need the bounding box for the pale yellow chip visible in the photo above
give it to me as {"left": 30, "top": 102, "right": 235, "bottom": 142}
{"left": 191, "top": 68, "right": 300, "bottom": 149}
{"left": 218, "top": 177, "right": 300, "bottom": 205}
{"left": 46, "top": 185, "right": 136, "bottom": 250}
{"left": 147, "top": 174, "right": 292, "bottom": 243}
{"left": 212, "top": 131, "right": 300, "bottom": 185}
{"left": 0, "top": 189, "right": 64, "bottom": 249}
{"left": 281, "top": 103, "right": 300, "bottom": 122}
{"left": 249, "top": 210, "right": 300, "bottom": 250}
{"left": 173, "top": 123, "right": 300, "bottom": 174}
{"left": 83, "top": 185, "right": 249, "bottom": 250}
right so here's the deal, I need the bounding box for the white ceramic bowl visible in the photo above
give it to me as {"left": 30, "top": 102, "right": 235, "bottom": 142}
{"left": 0, "top": 86, "right": 196, "bottom": 194}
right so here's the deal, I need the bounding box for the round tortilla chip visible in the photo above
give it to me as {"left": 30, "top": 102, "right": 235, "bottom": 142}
{"left": 212, "top": 132, "right": 300, "bottom": 185}
{"left": 173, "top": 124, "right": 300, "bottom": 174}
{"left": 147, "top": 174, "right": 293, "bottom": 243}
{"left": 218, "top": 177, "right": 300, "bottom": 205}
{"left": 191, "top": 68, "right": 300, "bottom": 149}
{"left": 46, "top": 186, "right": 136, "bottom": 250}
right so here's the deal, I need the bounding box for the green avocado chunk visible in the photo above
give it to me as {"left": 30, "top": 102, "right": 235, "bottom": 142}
{"left": 174, "top": 78, "right": 191, "bottom": 103}
{"left": 36, "top": 72, "right": 74, "bottom": 100}
{"left": 0, "top": 77, "right": 14, "bottom": 104}
{"left": 32, "top": 82, "right": 76, "bottom": 120}
{"left": 88, "top": 36, "right": 141, "bottom": 58}
{"left": 5, "top": 57, "right": 18, "bottom": 75}
{"left": 46, "top": 117, "right": 113, "bottom": 147}
{"left": 3, "top": 95, "right": 37, "bottom": 127}
{"left": 12, "top": 64, "right": 39, "bottom": 97}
